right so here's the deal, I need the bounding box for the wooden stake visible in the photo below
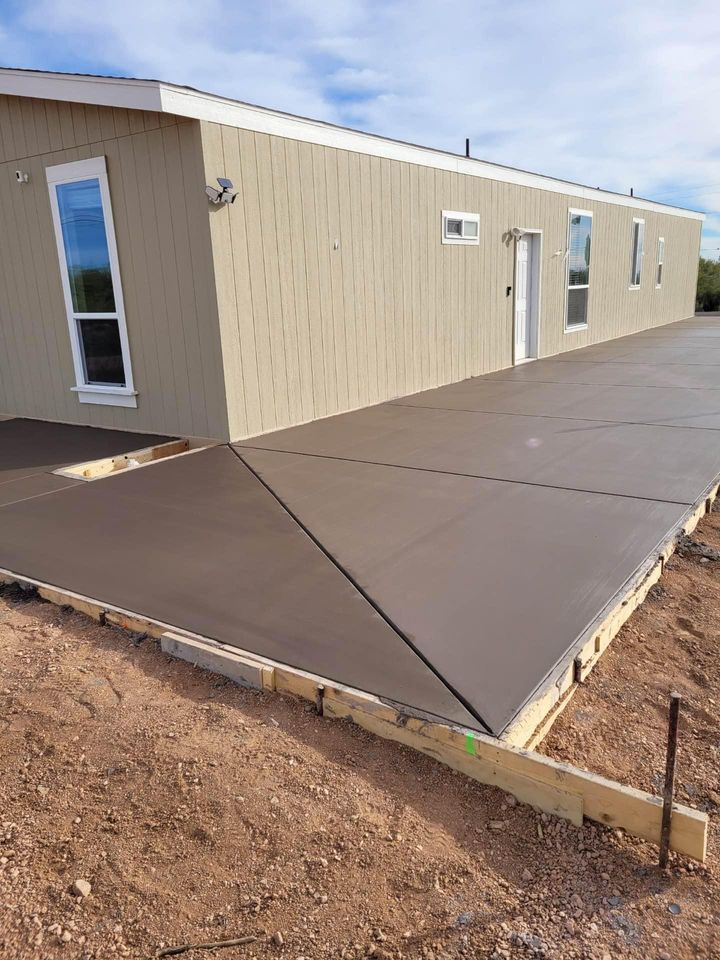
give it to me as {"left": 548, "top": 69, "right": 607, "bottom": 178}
{"left": 659, "top": 691, "right": 682, "bottom": 869}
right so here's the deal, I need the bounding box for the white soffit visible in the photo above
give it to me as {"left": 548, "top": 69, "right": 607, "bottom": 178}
{"left": 0, "top": 68, "right": 705, "bottom": 222}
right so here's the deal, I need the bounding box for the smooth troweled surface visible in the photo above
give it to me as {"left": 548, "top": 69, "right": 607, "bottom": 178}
{"left": 0, "top": 418, "right": 171, "bottom": 507}
{"left": 0, "top": 445, "right": 477, "bottom": 729}
{"left": 236, "top": 448, "right": 687, "bottom": 734}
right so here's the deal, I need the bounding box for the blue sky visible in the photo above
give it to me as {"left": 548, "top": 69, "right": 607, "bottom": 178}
{"left": 1, "top": 0, "right": 718, "bottom": 257}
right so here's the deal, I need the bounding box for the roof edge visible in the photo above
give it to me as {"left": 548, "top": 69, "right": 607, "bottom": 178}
{"left": 0, "top": 68, "right": 706, "bottom": 222}
{"left": 0, "top": 67, "right": 164, "bottom": 114}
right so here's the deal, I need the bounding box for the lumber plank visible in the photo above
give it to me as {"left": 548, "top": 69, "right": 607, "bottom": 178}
{"left": 322, "top": 689, "right": 707, "bottom": 862}
{"left": 53, "top": 439, "right": 189, "bottom": 480}
{"left": 501, "top": 661, "right": 575, "bottom": 748}
{"left": 36, "top": 585, "right": 105, "bottom": 622}
{"left": 322, "top": 694, "right": 584, "bottom": 825}
{"left": 105, "top": 609, "right": 164, "bottom": 637}
{"left": 161, "top": 632, "right": 268, "bottom": 690}
{"left": 525, "top": 685, "right": 579, "bottom": 752}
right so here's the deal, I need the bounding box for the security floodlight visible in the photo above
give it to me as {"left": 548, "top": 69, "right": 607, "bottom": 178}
{"left": 510, "top": 227, "right": 524, "bottom": 240}
{"left": 206, "top": 177, "right": 237, "bottom": 205}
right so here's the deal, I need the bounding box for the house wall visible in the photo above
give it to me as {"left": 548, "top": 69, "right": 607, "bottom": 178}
{"left": 0, "top": 96, "right": 228, "bottom": 440}
{"left": 201, "top": 120, "right": 701, "bottom": 441}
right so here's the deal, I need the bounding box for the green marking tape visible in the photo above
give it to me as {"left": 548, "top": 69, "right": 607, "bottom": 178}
{"left": 465, "top": 732, "right": 476, "bottom": 755}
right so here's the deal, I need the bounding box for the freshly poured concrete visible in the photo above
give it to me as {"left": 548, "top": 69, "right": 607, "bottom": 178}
{"left": 237, "top": 403, "right": 720, "bottom": 504}
{"left": 0, "top": 418, "right": 170, "bottom": 506}
{"left": 394, "top": 380, "right": 720, "bottom": 429}
{"left": 237, "top": 448, "right": 687, "bottom": 734}
{"left": 557, "top": 342, "right": 720, "bottom": 365}
{"left": 1, "top": 318, "right": 719, "bottom": 736}
{"left": 485, "top": 360, "right": 720, "bottom": 390}
{"left": 0, "top": 445, "right": 476, "bottom": 729}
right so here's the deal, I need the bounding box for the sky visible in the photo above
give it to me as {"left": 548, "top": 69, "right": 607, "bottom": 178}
{"left": 0, "top": 0, "right": 718, "bottom": 257}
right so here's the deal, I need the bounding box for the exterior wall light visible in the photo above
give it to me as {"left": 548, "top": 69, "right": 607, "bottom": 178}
{"left": 205, "top": 177, "right": 237, "bottom": 204}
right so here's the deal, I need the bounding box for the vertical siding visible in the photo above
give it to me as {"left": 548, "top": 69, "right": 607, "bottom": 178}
{"left": 0, "top": 96, "right": 228, "bottom": 439}
{"left": 202, "top": 119, "right": 701, "bottom": 440}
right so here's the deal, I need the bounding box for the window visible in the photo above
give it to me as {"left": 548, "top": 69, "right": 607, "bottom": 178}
{"left": 47, "top": 157, "right": 136, "bottom": 407}
{"left": 656, "top": 237, "right": 665, "bottom": 288}
{"left": 630, "top": 218, "right": 645, "bottom": 288}
{"left": 565, "top": 209, "right": 592, "bottom": 330}
{"left": 441, "top": 210, "right": 480, "bottom": 245}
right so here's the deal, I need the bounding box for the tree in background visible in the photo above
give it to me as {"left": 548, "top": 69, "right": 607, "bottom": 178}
{"left": 697, "top": 257, "right": 720, "bottom": 311}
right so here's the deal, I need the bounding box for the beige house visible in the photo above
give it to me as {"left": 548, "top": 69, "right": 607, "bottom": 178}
{"left": 0, "top": 68, "right": 703, "bottom": 442}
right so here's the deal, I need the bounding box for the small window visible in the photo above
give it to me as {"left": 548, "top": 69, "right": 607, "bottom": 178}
{"left": 630, "top": 218, "right": 645, "bottom": 288}
{"left": 442, "top": 210, "right": 480, "bottom": 245}
{"left": 565, "top": 209, "right": 592, "bottom": 330}
{"left": 47, "top": 157, "right": 136, "bottom": 407}
{"left": 656, "top": 237, "right": 665, "bottom": 288}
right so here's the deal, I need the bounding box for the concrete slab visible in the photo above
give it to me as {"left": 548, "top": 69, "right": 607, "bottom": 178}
{"left": 0, "top": 472, "right": 81, "bottom": 508}
{"left": 628, "top": 328, "right": 720, "bottom": 339}
{"left": 238, "top": 448, "right": 688, "bottom": 735}
{"left": 393, "top": 380, "right": 720, "bottom": 429}
{"left": 0, "top": 445, "right": 476, "bottom": 730}
{"left": 484, "top": 360, "right": 720, "bottom": 390}
{"left": 0, "top": 418, "right": 171, "bottom": 487}
{"left": 558, "top": 342, "right": 720, "bottom": 365}
{"left": 236, "top": 402, "right": 720, "bottom": 504}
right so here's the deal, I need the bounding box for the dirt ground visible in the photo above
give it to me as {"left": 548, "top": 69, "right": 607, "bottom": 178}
{"left": 0, "top": 515, "right": 718, "bottom": 960}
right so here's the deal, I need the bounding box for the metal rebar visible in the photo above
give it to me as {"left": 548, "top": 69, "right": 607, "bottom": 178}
{"left": 659, "top": 691, "right": 681, "bottom": 869}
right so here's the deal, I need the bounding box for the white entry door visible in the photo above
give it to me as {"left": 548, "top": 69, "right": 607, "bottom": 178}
{"left": 514, "top": 236, "right": 531, "bottom": 360}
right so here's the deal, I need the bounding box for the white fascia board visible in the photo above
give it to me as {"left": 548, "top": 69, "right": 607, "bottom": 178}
{"left": 0, "top": 69, "right": 164, "bottom": 113}
{"left": 0, "top": 69, "right": 704, "bottom": 222}
{"left": 159, "top": 86, "right": 704, "bottom": 222}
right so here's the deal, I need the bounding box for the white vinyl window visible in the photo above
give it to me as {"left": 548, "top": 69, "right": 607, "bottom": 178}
{"left": 441, "top": 210, "right": 480, "bottom": 245}
{"left": 47, "top": 156, "right": 136, "bottom": 407}
{"left": 565, "top": 209, "right": 592, "bottom": 330}
{"left": 630, "top": 218, "right": 645, "bottom": 288}
{"left": 656, "top": 237, "right": 665, "bottom": 288}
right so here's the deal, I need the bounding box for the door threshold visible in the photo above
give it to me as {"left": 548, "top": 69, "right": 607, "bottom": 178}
{"left": 514, "top": 356, "right": 538, "bottom": 366}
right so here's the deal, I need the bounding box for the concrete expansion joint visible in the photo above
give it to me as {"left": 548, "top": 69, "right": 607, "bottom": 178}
{"left": 227, "top": 443, "right": 494, "bottom": 736}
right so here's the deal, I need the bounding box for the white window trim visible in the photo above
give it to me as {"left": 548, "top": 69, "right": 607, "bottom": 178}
{"left": 46, "top": 156, "right": 137, "bottom": 408}
{"left": 629, "top": 217, "right": 645, "bottom": 290}
{"left": 656, "top": 236, "right": 665, "bottom": 289}
{"left": 564, "top": 208, "right": 593, "bottom": 333}
{"left": 441, "top": 210, "right": 480, "bottom": 245}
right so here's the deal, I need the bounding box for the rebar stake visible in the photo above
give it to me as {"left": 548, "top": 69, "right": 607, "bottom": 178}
{"left": 659, "top": 691, "right": 682, "bottom": 869}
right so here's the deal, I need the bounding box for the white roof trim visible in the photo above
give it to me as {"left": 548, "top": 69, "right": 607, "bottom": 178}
{"left": 0, "top": 68, "right": 705, "bottom": 222}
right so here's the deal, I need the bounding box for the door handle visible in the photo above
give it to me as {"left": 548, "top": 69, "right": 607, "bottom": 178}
{"left": 506, "top": 286, "right": 512, "bottom": 297}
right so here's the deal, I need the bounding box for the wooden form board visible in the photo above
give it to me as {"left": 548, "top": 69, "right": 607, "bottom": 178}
{"left": 0, "top": 571, "right": 707, "bottom": 862}
{"left": 53, "top": 438, "right": 189, "bottom": 480}
{"left": 503, "top": 481, "right": 720, "bottom": 750}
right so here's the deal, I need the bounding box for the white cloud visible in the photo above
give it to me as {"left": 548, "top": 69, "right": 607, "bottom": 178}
{"left": 4, "top": 0, "right": 719, "bottom": 246}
